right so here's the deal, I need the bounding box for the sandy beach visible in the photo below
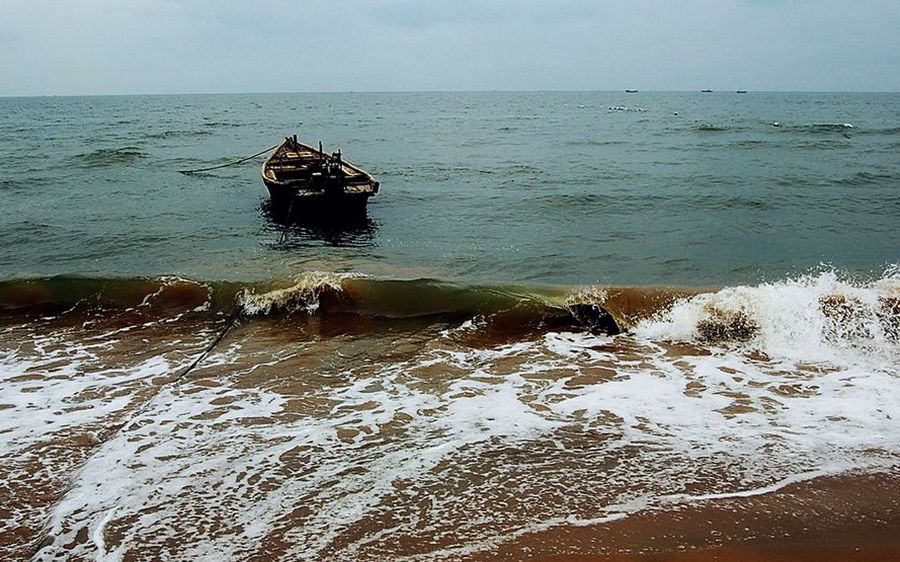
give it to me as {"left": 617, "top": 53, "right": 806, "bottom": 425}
{"left": 467, "top": 471, "right": 900, "bottom": 561}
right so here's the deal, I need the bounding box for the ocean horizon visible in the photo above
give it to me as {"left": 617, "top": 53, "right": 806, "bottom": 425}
{"left": 5, "top": 89, "right": 900, "bottom": 98}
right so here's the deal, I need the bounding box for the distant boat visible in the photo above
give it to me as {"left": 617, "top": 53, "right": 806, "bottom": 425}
{"left": 701, "top": 89, "right": 714, "bottom": 93}
{"left": 625, "top": 89, "right": 638, "bottom": 93}
{"left": 261, "top": 135, "right": 379, "bottom": 217}
{"left": 736, "top": 90, "right": 748, "bottom": 94}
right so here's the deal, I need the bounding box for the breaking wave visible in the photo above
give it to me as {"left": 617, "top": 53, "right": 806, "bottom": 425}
{"left": 635, "top": 268, "right": 900, "bottom": 365}
{"left": 2, "top": 270, "right": 898, "bottom": 355}
{"left": 238, "top": 272, "right": 351, "bottom": 316}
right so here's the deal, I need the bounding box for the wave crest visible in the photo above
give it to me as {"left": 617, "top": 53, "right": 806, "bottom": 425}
{"left": 635, "top": 270, "right": 900, "bottom": 363}
{"left": 237, "top": 272, "right": 352, "bottom": 316}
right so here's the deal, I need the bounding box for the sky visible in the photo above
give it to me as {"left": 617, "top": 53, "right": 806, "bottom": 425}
{"left": 1, "top": 0, "right": 898, "bottom": 95}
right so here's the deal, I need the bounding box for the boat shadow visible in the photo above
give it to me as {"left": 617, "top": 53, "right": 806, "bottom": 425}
{"left": 260, "top": 200, "right": 378, "bottom": 248}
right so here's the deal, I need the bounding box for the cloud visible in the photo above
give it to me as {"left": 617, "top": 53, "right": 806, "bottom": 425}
{"left": 0, "top": 0, "right": 898, "bottom": 94}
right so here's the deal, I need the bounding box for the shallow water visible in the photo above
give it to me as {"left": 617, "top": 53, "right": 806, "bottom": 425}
{"left": 1, "top": 271, "right": 898, "bottom": 560}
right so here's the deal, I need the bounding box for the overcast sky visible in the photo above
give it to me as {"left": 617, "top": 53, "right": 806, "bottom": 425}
{"left": 1, "top": 0, "right": 898, "bottom": 95}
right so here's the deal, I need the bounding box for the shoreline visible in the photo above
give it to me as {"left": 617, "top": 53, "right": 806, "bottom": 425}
{"left": 462, "top": 469, "right": 900, "bottom": 561}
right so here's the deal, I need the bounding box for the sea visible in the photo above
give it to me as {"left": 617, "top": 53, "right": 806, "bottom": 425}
{"left": 1, "top": 92, "right": 898, "bottom": 560}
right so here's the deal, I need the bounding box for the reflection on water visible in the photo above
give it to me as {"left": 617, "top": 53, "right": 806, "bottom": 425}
{"left": 260, "top": 200, "right": 378, "bottom": 248}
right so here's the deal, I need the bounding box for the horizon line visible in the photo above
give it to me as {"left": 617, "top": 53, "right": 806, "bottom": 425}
{"left": 2, "top": 88, "right": 900, "bottom": 99}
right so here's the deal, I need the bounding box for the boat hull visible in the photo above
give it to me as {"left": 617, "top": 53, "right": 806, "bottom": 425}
{"left": 261, "top": 136, "right": 379, "bottom": 221}
{"left": 263, "top": 180, "right": 372, "bottom": 218}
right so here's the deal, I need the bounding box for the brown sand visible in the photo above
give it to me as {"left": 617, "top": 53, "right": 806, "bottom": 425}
{"left": 462, "top": 470, "right": 900, "bottom": 562}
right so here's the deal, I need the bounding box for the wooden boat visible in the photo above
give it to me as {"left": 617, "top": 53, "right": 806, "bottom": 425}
{"left": 261, "top": 135, "right": 379, "bottom": 216}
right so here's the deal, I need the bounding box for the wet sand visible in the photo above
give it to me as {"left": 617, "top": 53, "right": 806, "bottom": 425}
{"left": 3, "top": 273, "right": 899, "bottom": 560}
{"left": 466, "top": 471, "right": 900, "bottom": 561}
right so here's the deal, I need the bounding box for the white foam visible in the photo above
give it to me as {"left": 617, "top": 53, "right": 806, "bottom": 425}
{"left": 238, "top": 272, "right": 359, "bottom": 316}
{"left": 93, "top": 507, "right": 118, "bottom": 562}
{"left": 0, "top": 338, "right": 175, "bottom": 456}
{"left": 131, "top": 276, "right": 212, "bottom": 312}
{"left": 439, "top": 376, "right": 562, "bottom": 439}
{"left": 635, "top": 270, "right": 900, "bottom": 366}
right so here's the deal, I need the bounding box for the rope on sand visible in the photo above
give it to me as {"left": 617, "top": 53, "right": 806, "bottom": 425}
{"left": 30, "top": 307, "right": 244, "bottom": 556}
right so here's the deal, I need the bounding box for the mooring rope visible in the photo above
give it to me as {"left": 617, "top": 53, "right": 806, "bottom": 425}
{"left": 170, "top": 308, "right": 243, "bottom": 382}
{"left": 32, "top": 307, "right": 244, "bottom": 556}
{"left": 278, "top": 192, "right": 298, "bottom": 245}
{"left": 85, "top": 308, "right": 243, "bottom": 445}
{"left": 178, "top": 144, "right": 279, "bottom": 174}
